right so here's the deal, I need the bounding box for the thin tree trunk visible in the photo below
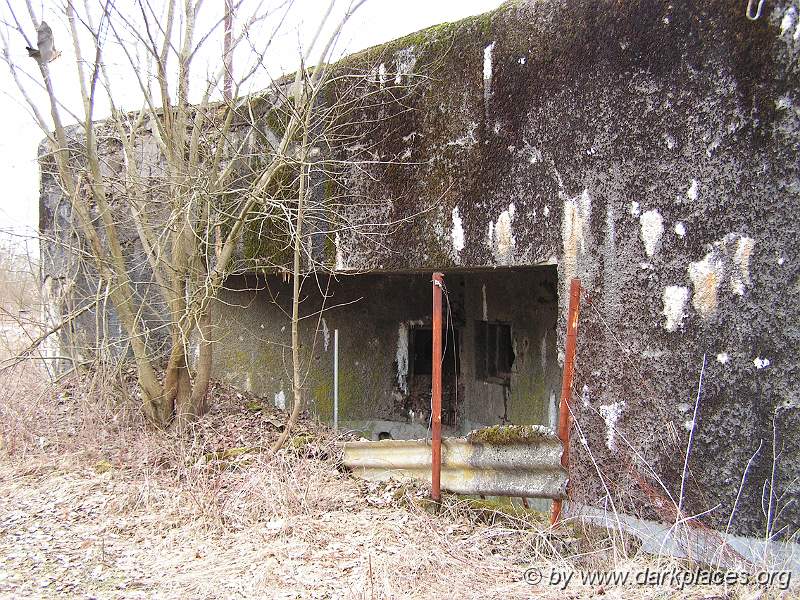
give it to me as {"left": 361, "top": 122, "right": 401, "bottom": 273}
{"left": 271, "top": 99, "right": 312, "bottom": 452}
{"left": 187, "top": 311, "right": 214, "bottom": 417}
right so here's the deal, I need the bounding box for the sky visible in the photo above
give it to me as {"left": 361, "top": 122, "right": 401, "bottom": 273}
{"left": 0, "top": 0, "right": 505, "bottom": 248}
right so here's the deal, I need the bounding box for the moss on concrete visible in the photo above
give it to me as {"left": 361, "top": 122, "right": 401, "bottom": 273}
{"left": 467, "top": 424, "right": 552, "bottom": 445}
{"left": 508, "top": 372, "right": 547, "bottom": 425}
{"left": 462, "top": 496, "right": 549, "bottom": 523}
{"left": 313, "top": 368, "right": 383, "bottom": 422}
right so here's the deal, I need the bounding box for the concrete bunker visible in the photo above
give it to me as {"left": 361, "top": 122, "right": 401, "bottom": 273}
{"left": 214, "top": 265, "right": 560, "bottom": 440}
{"left": 38, "top": 0, "right": 800, "bottom": 541}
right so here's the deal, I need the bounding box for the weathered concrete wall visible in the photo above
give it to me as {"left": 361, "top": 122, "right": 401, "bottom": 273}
{"left": 40, "top": 0, "right": 800, "bottom": 539}
{"left": 38, "top": 135, "right": 172, "bottom": 367}
{"left": 319, "top": 0, "right": 800, "bottom": 539}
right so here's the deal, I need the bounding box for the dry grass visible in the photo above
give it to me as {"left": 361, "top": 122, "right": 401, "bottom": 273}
{"left": 0, "top": 359, "right": 795, "bottom": 599}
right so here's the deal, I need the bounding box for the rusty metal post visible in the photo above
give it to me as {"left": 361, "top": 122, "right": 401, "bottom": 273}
{"left": 551, "top": 278, "right": 581, "bottom": 525}
{"left": 431, "top": 273, "right": 444, "bottom": 502}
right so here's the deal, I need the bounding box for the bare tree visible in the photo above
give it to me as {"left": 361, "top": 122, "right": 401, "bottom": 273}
{"left": 1, "top": 0, "right": 427, "bottom": 446}
{"left": 0, "top": 0, "right": 376, "bottom": 430}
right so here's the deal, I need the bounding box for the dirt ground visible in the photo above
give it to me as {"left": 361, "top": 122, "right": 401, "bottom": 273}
{"left": 0, "top": 366, "right": 793, "bottom": 599}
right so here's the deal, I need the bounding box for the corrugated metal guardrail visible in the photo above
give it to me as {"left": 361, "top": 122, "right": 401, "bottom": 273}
{"left": 342, "top": 430, "right": 567, "bottom": 499}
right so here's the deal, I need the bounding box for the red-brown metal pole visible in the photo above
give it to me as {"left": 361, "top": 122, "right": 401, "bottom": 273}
{"left": 551, "top": 278, "right": 581, "bottom": 525}
{"left": 431, "top": 272, "right": 444, "bottom": 502}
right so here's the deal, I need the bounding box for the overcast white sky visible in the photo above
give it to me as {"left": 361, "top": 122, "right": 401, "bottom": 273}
{"left": 0, "top": 0, "right": 504, "bottom": 247}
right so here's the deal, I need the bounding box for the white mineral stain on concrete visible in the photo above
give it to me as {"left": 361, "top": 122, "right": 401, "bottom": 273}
{"left": 483, "top": 43, "right": 494, "bottom": 82}
{"left": 753, "top": 357, "right": 771, "bottom": 369}
{"left": 630, "top": 201, "right": 640, "bottom": 217}
{"left": 688, "top": 252, "right": 724, "bottom": 317}
{"left": 394, "top": 47, "right": 416, "bottom": 84}
{"left": 674, "top": 222, "right": 686, "bottom": 237}
{"left": 491, "top": 203, "right": 516, "bottom": 264}
{"left": 581, "top": 384, "right": 591, "bottom": 407}
{"left": 527, "top": 145, "right": 542, "bottom": 163}
{"left": 482, "top": 284, "right": 488, "bottom": 320}
{"left": 321, "top": 318, "right": 330, "bottom": 351}
{"left": 396, "top": 324, "right": 410, "bottom": 394}
{"left": 781, "top": 7, "right": 796, "bottom": 36}
{"left": 448, "top": 122, "right": 479, "bottom": 147}
{"left": 335, "top": 233, "right": 345, "bottom": 271}
{"left": 685, "top": 233, "right": 756, "bottom": 316}
{"left": 274, "top": 390, "right": 286, "bottom": 410}
{"left": 396, "top": 320, "right": 423, "bottom": 394}
{"left": 662, "top": 285, "right": 689, "bottom": 331}
{"left": 451, "top": 206, "right": 465, "bottom": 253}
{"left": 562, "top": 189, "right": 591, "bottom": 293}
{"left": 686, "top": 179, "right": 699, "bottom": 201}
{"left": 549, "top": 390, "right": 557, "bottom": 431}
{"left": 639, "top": 209, "right": 664, "bottom": 257}
{"left": 717, "top": 352, "right": 730, "bottom": 364}
{"left": 731, "top": 236, "right": 755, "bottom": 295}
{"left": 483, "top": 42, "right": 494, "bottom": 115}
{"left": 599, "top": 401, "right": 625, "bottom": 450}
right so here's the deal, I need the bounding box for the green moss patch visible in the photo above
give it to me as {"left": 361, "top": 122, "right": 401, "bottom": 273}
{"left": 466, "top": 424, "right": 552, "bottom": 445}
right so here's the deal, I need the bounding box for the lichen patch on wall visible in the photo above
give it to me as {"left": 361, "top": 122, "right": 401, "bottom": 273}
{"left": 639, "top": 209, "right": 664, "bottom": 257}
{"left": 662, "top": 285, "right": 689, "bottom": 331}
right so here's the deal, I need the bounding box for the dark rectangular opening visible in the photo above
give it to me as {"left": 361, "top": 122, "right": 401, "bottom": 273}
{"left": 411, "top": 328, "right": 460, "bottom": 376}
{"left": 475, "top": 321, "right": 514, "bottom": 383}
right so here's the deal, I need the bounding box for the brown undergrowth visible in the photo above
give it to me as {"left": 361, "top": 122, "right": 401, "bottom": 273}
{"left": 0, "top": 361, "right": 793, "bottom": 599}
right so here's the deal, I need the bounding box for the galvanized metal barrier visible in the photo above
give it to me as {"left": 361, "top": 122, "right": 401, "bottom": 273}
{"left": 342, "top": 428, "right": 567, "bottom": 499}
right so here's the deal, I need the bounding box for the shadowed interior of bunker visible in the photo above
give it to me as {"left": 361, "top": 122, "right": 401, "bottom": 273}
{"left": 215, "top": 265, "right": 561, "bottom": 440}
